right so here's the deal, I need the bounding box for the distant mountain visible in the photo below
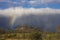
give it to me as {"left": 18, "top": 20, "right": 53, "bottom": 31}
{"left": 13, "top": 14, "right": 60, "bottom": 32}
{"left": 0, "top": 15, "right": 11, "bottom": 30}
{"left": 0, "top": 14, "right": 60, "bottom": 32}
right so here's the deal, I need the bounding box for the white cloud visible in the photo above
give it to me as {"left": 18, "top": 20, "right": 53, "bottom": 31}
{"left": 0, "top": 0, "right": 60, "bottom": 4}
{"left": 0, "top": 7, "right": 60, "bottom": 17}
{"left": 29, "top": 0, "right": 60, "bottom": 3}
{"left": 29, "top": 0, "right": 60, "bottom": 6}
{"left": 0, "top": 0, "right": 60, "bottom": 7}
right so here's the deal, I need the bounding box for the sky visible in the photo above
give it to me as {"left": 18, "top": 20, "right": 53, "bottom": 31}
{"left": 0, "top": 0, "right": 60, "bottom": 9}
{"left": 0, "top": 0, "right": 60, "bottom": 30}
{"left": 0, "top": 0, "right": 60, "bottom": 16}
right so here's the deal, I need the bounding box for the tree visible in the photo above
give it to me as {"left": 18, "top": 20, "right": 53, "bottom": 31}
{"left": 56, "top": 26, "right": 60, "bottom": 32}
{"left": 0, "top": 29, "right": 5, "bottom": 34}
{"left": 31, "top": 30, "right": 42, "bottom": 40}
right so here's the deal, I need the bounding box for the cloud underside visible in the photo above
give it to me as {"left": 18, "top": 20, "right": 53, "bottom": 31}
{"left": 0, "top": 7, "right": 60, "bottom": 16}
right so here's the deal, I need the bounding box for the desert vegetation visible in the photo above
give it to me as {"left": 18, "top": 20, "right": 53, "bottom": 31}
{"left": 0, "top": 25, "right": 60, "bottom": 40}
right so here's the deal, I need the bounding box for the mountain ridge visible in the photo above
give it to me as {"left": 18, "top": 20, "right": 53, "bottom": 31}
{"left": 0, "top": 14, "right": 60, "bottom": 32}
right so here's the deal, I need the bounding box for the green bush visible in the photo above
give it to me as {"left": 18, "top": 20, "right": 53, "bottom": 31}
{"left": 31, "top": 31, "right": 42, "bottom": 40}
{"left": 8, "top": 33, "right": 16, "bottom": 38}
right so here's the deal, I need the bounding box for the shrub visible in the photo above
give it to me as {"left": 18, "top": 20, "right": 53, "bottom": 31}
{"left": 31, "top": 31, "right": 42, "bottom": 40}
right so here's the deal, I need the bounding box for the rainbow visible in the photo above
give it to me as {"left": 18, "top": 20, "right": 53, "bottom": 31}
{"left": 10, "top": 15, "right": 17, "bottom": 27}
